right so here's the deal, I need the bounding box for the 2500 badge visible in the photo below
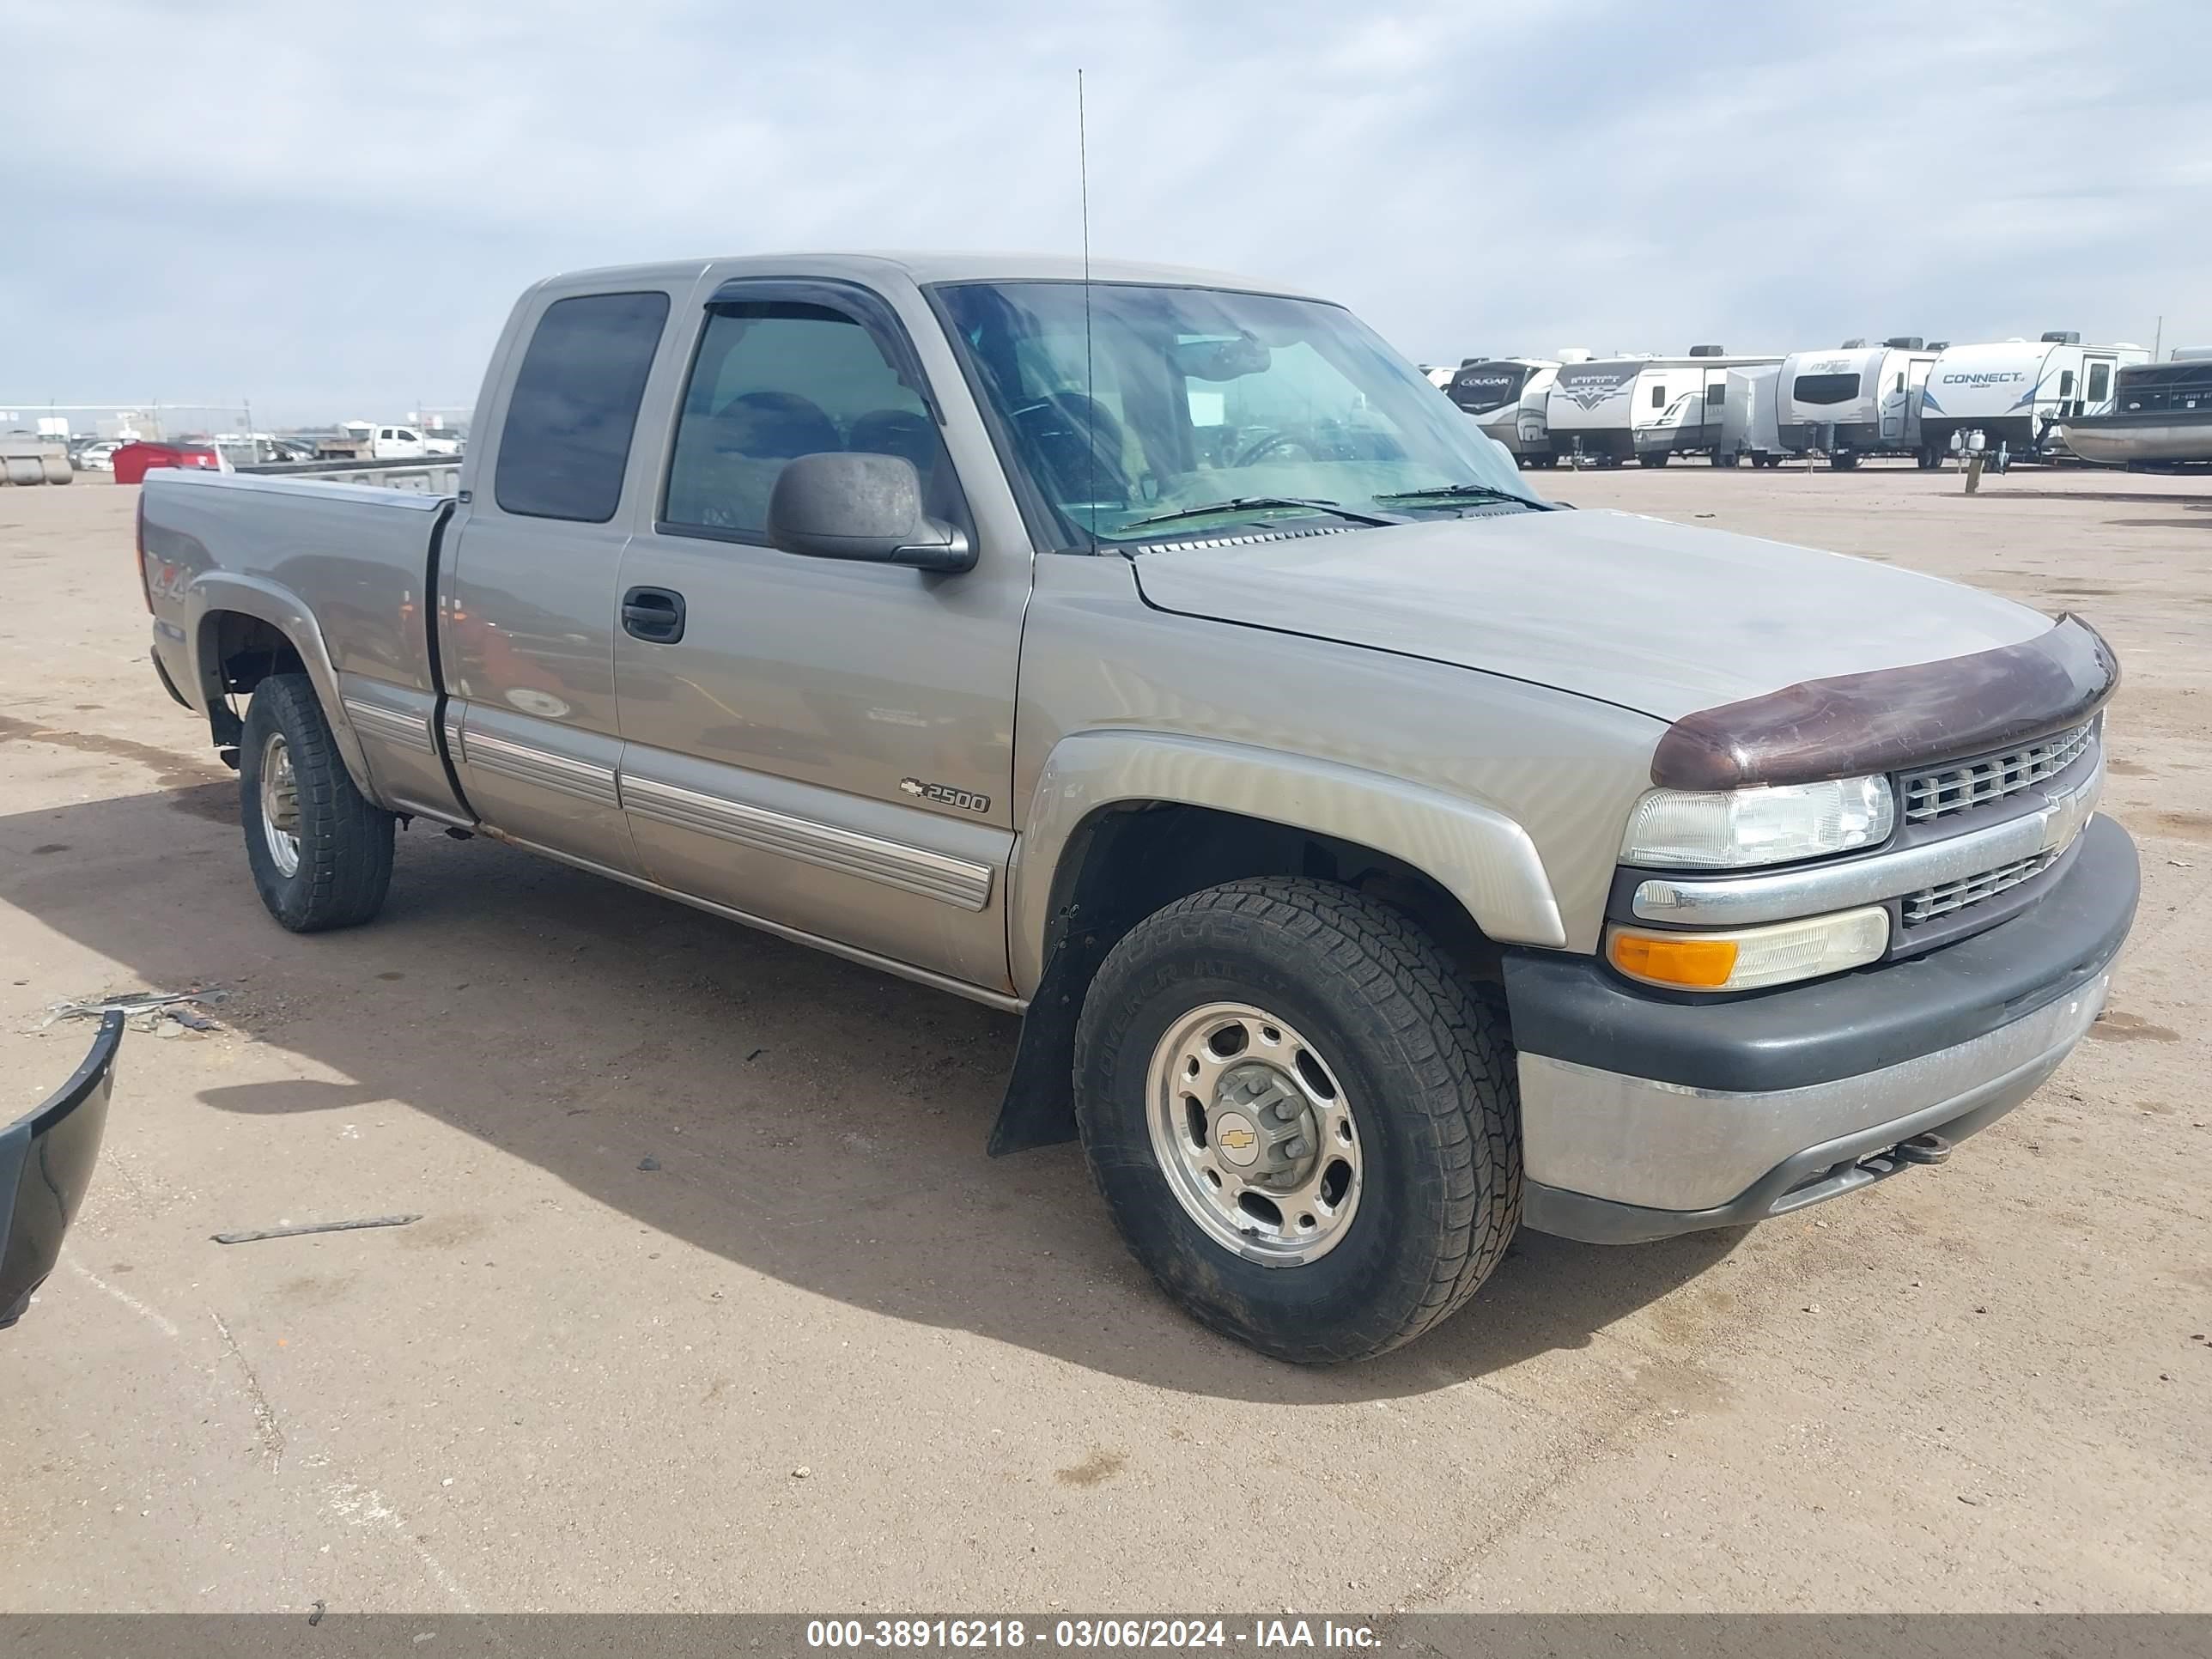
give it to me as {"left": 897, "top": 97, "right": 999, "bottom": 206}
{"left": 900, "top": 778, "right": 992, "bottom": 814}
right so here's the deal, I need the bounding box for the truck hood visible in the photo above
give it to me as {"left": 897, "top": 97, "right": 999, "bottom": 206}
{"left": 1129, "top": 508, "right": 2051, "bottom": 721}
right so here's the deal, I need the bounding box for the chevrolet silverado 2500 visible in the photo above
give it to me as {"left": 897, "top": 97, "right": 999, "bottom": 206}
{"left": 138, "top": 254, "right": 2137, "bottom": 1363}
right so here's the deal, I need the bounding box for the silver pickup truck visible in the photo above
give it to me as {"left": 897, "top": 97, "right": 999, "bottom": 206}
{"left": 139, "top": 253, "right": 2137, "bottom": 1363}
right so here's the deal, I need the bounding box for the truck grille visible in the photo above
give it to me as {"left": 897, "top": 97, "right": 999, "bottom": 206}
{"left": 1902, "top": 848, "right": 2060, "bottom": 927}
{"left": 1901, "top": 724, "right": 2093, "bottom": 824}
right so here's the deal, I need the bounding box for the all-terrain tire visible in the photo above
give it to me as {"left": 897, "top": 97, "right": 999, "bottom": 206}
{"left": 239, "top": 673, "right": 394, "bottom": 932}
{"left": 1073, "top": 878, "right": 1520, "bottom": 1364}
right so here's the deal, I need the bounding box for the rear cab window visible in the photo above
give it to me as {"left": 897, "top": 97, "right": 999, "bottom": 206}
{"left": 494, "top": 291, "right": 672, "bottom": 522}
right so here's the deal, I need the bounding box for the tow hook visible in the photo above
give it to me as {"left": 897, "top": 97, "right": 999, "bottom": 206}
{"left": 1891, "top": 1132, "right": 1953, "bottom": 1167}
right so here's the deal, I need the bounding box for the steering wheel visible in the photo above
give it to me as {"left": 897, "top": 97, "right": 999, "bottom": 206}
{"left": 1232, "top": 429, "right": 1316, "bottom": 467}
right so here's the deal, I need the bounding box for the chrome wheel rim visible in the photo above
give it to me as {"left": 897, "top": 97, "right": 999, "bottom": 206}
{"left": 258, "top": 732, "right": 301, "bottom": 878}
{"left": 1146, "top": 1002, "right": 1363, "bottom": 1266}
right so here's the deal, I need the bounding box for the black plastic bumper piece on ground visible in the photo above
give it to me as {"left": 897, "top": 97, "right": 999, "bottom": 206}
{"left": 0, "top": 1011, "right": 123, "bottom": 1329}
{"left": 1503, "top": 814, "right": 2138, "bottom": 1096}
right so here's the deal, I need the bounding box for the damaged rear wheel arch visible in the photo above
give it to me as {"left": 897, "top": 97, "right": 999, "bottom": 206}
{"left": 197, "top": 610, "right": 308, "bottom": 749}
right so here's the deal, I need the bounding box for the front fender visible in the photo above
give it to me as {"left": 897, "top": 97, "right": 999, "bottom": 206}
{"left": 1008, "top": 730, "right": 1568, "bottom": 997}
{"left": 184, "top": 572, "right": 379, "bottom": 802}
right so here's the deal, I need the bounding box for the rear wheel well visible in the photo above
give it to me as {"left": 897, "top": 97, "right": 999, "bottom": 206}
{"left": 201, "top": 612, "right": 308, "bottom": 750}
{"left": 991, "top": 800, "right": 1503, "bottom": 1156}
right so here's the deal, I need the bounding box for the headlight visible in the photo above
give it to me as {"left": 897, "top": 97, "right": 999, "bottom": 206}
{"left": 1607, "top": 907, "right": 1891, "bottom": 992}
{"left": 1621, "top": 775, "right": 1894, "bottom": 869}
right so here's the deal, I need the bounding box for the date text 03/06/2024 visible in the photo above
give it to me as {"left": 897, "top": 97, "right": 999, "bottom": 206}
{"left": 805, "top": 1619, "right": 1383, "bottom": 1650}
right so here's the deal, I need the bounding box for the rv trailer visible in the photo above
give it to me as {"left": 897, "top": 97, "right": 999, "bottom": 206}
{"left": 1921, "top": 334, "right": 2150, "bottom": 460}
{"left": 1545, "top": 347, "right": 1784, "bottom": 466}
{"left": 2056, "top": 352, "right": 2212, "bottom": 467}
{"left": 1777, "top": 337, "right": 1941, "bottom": 467}
{"left": 1715, "top": 363, "right": 1788, "bottom": 467}
{"left": 1444, "top": 356, "right": 1571, "bottom": 466}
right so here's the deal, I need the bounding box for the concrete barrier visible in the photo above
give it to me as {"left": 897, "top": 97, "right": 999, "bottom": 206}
{"left": 0, "top": 441, "right": 72, "bottom": 485}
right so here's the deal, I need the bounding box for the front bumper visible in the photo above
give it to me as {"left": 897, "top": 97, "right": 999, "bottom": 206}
{"left": 1504, "top": 813, "right": 2138, "bottom": 1243}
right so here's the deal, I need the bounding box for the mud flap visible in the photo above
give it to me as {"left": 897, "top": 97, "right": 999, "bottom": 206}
{"left": 988, "top": 944, "right": 1085, "bottom": 1156}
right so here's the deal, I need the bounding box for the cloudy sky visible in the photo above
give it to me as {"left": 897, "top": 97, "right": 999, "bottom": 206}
{"left": 8, "top": 0, "right": 2207, "bottom": 426}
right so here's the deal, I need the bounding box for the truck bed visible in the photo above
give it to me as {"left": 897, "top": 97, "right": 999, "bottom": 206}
{"left": 141, "top": 466, "right": 466, "bottom": 823}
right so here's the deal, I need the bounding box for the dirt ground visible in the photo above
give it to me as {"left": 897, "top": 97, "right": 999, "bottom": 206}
{"left": 0, "top": 464, "right": 2206, "bottom": 1613}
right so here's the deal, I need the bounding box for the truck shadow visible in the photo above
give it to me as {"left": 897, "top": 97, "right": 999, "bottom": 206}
{"left": 3, "top": 784, "right": 1740, "bottom": 1403}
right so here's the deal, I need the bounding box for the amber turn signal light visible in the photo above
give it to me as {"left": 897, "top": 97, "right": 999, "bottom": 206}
{"left": 1607, "top": 908, "right": 1891, "bottom": 993}
{"left": 1608, "top": 931, "right": 1740, "bottom": 988}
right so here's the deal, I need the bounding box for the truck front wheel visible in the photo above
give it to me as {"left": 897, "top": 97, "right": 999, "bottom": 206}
{"left": 1072, "top": 878, "right": 1520, "bottom": 1364}
{"left": 239, "top": 673, "right": 394, "bottom": 932}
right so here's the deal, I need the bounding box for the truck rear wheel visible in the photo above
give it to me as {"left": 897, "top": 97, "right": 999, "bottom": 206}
{"left": 1072, "top": 878, "right": 1519, "bottom": 1364}
{"left": 239, "top": 673, "right": 394, "bottom": 933}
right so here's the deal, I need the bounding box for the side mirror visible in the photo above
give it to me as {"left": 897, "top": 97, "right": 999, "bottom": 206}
{"left": 765, "top": 453, "right": 975, "bottom": 574}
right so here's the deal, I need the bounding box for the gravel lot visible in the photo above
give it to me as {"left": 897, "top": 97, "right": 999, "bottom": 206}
{"left": 1, "top": 465, "right": 2206, "bottom": 1613}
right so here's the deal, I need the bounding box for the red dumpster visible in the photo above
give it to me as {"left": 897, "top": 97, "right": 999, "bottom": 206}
{"left": 112, "top": 442, "right": 222, "bottom": 485}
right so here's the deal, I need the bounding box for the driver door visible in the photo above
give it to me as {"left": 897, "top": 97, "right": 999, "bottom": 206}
{"left": 611, "top": 281, "right": 1024, "bottom": 994}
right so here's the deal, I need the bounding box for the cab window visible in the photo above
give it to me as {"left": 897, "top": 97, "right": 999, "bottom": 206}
{"left": 662, "top": 301, "right": 952, "bottom": 541}
{"left": 494, "top": 290, "right": 672, "bottom": 523}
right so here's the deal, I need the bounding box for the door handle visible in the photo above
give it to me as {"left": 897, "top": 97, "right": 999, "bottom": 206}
{"left": 621, "top": 586, "right": 686, "bottom": 644}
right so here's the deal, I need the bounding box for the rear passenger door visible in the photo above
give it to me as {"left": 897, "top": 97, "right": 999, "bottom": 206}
{"left": 611, "top": 279, "right": 1024, "bottom": 994}
{"left": 439, "top": 287, "right": 677, "bottom": 875}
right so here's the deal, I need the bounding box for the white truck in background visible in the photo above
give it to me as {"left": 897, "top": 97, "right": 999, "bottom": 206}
{"left": 374, "top": 422, "right": 464, "bottom": 460}
{"left": 317, "top": 421, "right": 465, "bottom": 462}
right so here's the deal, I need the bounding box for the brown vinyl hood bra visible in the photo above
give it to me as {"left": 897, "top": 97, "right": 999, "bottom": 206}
{"left": 1650, "top": 615, "right": 2119, "bottom": 791}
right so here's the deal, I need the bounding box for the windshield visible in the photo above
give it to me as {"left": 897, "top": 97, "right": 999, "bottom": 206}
{"left": 935, "top": 281, "right": 1543, "bottom": 549}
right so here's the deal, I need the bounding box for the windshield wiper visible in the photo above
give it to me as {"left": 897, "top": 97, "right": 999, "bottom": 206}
{"left": 1372, "top": 483, "right": 1546, "bottom": 508}
{"left": 1121, "top": 495, "right": 1400, "bottom": 532}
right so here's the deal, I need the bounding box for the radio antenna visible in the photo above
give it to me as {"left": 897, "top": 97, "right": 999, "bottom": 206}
{"left": 1079, "top": 68, "right": 1099, "bottom": 546}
